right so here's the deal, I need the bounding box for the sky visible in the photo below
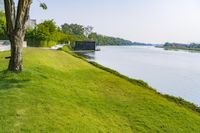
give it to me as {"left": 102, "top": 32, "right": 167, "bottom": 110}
{"left": 3, "top": 0, "right": 200, "bottom": 43}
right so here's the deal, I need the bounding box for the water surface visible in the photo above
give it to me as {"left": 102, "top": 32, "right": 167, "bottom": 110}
{"left": 81, "top": 46, "right": 200, "bottom": 106}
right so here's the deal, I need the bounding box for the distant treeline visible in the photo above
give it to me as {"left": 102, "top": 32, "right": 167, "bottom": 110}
{"left": 0, "top": 10, "right": 154, "bottom": 47}
{"left": 160, "top": 42, "right": 200, "bottom": 51}
{"left": 0, "top": 10, "right": 139, "bottom": 47}
{"left": 89, "top": 34, "right": 153, "bottom": 46}
{"left": 88, "top": 33, "right": 134, "bottom": 45}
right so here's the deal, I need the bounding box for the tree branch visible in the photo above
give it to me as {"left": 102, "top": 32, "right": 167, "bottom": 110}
{"left": 15, "top": 0, "right": 32, "bottom": 34}
{"left": 3, "top": 0, "right": 15, "bottom": 36}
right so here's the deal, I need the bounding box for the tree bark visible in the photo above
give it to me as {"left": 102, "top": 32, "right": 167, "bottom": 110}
{"left": 4, "top": 0, "right": 32, "bottom": 72}
{"left": 8, "top": 32, "right": 24, "bottom": 71}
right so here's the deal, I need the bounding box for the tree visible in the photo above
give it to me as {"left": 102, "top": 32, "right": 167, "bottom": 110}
{"left": 61, "top": 23, "right": 71, "bottom": 34}
{"left": 3, "top": 0, "right": 32, "bottom": 71}
{"left": 61, "top": 23, "right": 85, "bottom": 36}
{"left": 88, "top": 32, "right": 97, "bottom": 40}
{"left": 36, "top": 20, "right": 57, "bottom": 40}
{"left": 84, "top": 26, "right": 93, "bottom": 37}
{"left": 3, "top": 0, "right": 46, "bottom": 71}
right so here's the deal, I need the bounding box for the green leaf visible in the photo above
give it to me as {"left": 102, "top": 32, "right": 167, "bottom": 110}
{"left": 40, "top": 3, "right": 47, "bottom": 10}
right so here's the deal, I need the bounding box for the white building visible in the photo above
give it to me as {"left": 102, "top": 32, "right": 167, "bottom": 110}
{"left": 26, "top": 19, "right": 37, "bottom": 29}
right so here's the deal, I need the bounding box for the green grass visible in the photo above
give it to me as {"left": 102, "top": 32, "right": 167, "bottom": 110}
{"left": 0, "top": 48, "right": 200, "bottom": 132}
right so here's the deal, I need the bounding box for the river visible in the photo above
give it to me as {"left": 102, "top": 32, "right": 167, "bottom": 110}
{"left": 79, "top": 46, "right": 200, "bottom": 106}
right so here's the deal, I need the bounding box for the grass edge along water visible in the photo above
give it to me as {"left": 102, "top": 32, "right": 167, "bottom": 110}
{"left": 59, "top": 45, "right": 200, "bottom": 114}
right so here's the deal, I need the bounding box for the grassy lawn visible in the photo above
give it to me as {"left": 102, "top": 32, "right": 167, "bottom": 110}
{"left": 0, "top": 48, "right": 200, "bottom": 132}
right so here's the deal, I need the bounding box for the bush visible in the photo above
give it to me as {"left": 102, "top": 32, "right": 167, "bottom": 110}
{"left": 27, "top": 40, "right": 57, "bottom": 47}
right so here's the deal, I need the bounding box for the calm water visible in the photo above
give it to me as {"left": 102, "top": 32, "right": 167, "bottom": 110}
{"left": 81, "top": 46, "right": 200, "bottom": 106}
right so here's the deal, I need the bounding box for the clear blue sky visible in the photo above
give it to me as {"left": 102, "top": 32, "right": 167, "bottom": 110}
{"left": 27, "top": 0, "right": 200, "bottom": 43}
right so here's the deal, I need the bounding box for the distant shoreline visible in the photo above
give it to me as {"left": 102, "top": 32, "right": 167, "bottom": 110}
{"left": 156, "top": 46, "right": 200, "bottom": 52}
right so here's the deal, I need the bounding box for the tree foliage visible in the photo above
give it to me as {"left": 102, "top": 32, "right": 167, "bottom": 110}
{"left": 26, "top": 20, "right": 135, "bottom": 47}
{"left": 61, "top": 23, "right": 85, "bottom": 35}
{"left": 36, "top": 20, "right": 57, "bottom": 40}
{"left": 26, "top": 20, "right": 88, "bottom": 47}
{"left": 162, "top": 42, "right": 200, "bottom": 51}
{"left": 0, "top": 10, "right": 6, "bottom": 39}
{"left": 40, "top": 3, "right": 47, "bottom": 10}
{"left": 88, "top": 32, "right": 134, "bottom": 45}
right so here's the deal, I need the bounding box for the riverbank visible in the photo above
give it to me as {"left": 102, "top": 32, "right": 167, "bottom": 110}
{"left": 83, "top": 46, "right": 200, "bottom": 106}
{"left": 61, "top": 45, "right": 200, "bottom": 111}
{"left": 157, "top": 46, "right": 200, "bottom": 52}
{"left": 0, "top": 48, "right": 200, "bottom": 132}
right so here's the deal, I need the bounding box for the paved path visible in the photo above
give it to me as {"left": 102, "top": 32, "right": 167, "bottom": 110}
{"left": 50, "top": 44, "right": 66, "bottom": 50}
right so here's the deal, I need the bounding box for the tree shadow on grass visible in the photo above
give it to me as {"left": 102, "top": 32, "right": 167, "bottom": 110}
{"left": 0, "top": 70, "right": 31, "bottom": 90}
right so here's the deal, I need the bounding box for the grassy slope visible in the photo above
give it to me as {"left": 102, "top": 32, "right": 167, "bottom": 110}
{"left": 0, "top": 48, "right": 200, "bottom": 133}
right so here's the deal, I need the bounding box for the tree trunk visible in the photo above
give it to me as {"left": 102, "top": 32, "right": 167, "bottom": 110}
{"left": 3, "top": 0, "right": 32, "bottom": 72}
{"left": 8, "top": 32, "right": 24, "bottom": 71}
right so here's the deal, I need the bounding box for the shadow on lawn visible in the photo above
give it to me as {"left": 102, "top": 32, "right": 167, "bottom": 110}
{"left": 0, "top": 70, "right": 31, "bottom": 90}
